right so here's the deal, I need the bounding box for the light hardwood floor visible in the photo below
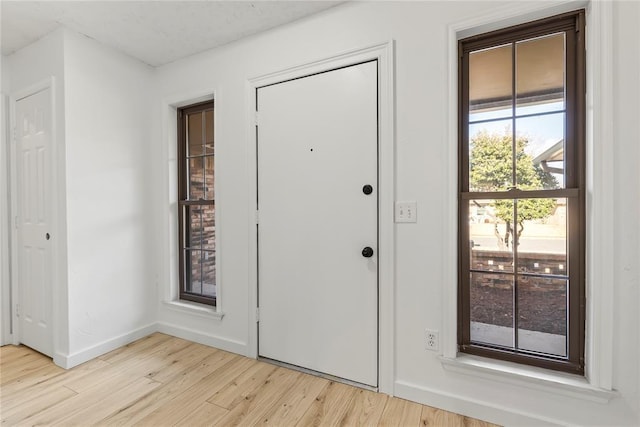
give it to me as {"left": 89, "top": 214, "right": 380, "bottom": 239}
{"left": 0, "top": 333, "right": 499, "bottom": 426}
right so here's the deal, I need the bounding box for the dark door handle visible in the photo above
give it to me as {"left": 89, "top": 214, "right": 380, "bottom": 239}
{"left": 362, "top": 247, "right": 374, "bottom": 258}
{"left": 45, "top": 233, "right": 50, "bottom": 240}
{"left": 362, "top": 184, "right": 373, "bottom": 195}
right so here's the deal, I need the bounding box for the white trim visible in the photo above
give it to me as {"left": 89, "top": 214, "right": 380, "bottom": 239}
{"left": 583, "top": 0, "right": 614, "bottom": 391}
{"left": 162, "top": 300, "right": 224, "bottom": 320}
{"left": 0, "top": 91, "right": 11, "bottom": 346}
{"left": 159, "top": 88, "right": 223, "bottom": 313}
{"left": 54, "top": 323, "right": 157, "bottom": 369}
{"left": 246, "top": 41, "right": 395, "bottom": 395}
{"left": 440, "top": 355, "right": 616, "bottom": 403}
{"left": 443, "top": 0, "right": 613, "bottom": 391}
{"left": 8, "top": 77, "right": 60, "bottom": 358}
{"left": 156, "top": 321, "right": 247, "bottom": 356}
{"left": 394, "top": 380, "right": 564, "bottom": 427}
{"left": 245, "top": 76, "right": 258, "bottom": 360}
{"left": 54, "top": 321, "right": 246, "bottom": 368}
{"left": 454, "top": 1, "right": 589, "bottom": 40}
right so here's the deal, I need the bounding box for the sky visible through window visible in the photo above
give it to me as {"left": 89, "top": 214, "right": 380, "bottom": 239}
{"left": 470, "top": 100, "right": 565, "bottom": 187}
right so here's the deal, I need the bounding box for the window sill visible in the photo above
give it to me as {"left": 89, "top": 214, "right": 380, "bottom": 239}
{"left": 440, "top": 354, "right": 617, "bottom": 403}
{"left": 163, "top": 300, "right": 224, "bottom": 320}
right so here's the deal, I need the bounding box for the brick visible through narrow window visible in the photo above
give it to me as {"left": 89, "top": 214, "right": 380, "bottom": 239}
{"left": 178, "top": 100, "right": 216, "bottom": 306}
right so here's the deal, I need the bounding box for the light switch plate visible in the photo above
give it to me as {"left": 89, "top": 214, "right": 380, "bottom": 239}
{"left": 395, "top": 201, "right": 417, "bottom": 223}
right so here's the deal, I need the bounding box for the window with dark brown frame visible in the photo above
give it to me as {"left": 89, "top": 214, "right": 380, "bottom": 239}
{"left": 178, "top": 100, "right": 216, "bottom": 306}
{"left": 458, "top": 11, "right": 585, "bottom": 374}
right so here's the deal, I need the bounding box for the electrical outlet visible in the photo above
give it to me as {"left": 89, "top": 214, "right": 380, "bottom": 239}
{"left": 425, "top": 329, "right": 439, "bottom": 351}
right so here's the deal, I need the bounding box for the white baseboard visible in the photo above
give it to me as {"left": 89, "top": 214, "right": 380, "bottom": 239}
{"left": 394, "top": 380, "right": 558, "bottom": 427}
{"left": 156, "top": 321, "right": 248, "bottom": 356}
{"left": 50, "top": 321, "right": 249, "bottom": 369}
{"left": 36, "top": 322, "right": 574, "bottom": 426}
{"left": 47, "top": 322, "right": 560, "bottom": 425}
{"left": 0, "top": 333, "right": 13, "bottom": 347}
{"left": 54, "top": 323, "right": 157, "bottom": 369}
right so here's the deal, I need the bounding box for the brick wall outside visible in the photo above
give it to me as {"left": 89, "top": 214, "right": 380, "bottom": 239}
{"left": 186, "top": 161, "right": 216, "bottom": 295}
{"left": 470, "top": 249, "right": 567, "bottom": 335}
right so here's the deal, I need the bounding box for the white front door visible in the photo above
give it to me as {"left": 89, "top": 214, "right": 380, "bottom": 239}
{"left": 15, "top": 88, "right": 53, "bottom": 357}
{"left": 257, "top": 61, "right": 378, "bottom": 387}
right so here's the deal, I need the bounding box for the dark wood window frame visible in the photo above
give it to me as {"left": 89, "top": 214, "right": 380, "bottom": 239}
{"left": 458, "top": 11, "right": 586, "bottom": 374}
{"left": 178, "top": 100, "right": 216, "bottom": 306}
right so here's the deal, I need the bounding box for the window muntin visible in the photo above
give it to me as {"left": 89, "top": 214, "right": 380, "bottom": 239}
{"left": 178, "top": 101, "right": 216, "bottom": 306}
{"left": 459, "top": 12, "right": 585, "bottom": 373}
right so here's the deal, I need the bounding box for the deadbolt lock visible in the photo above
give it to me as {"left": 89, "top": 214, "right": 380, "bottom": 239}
{"left": 362, "top": 247, "right": 374, "bottom": 258}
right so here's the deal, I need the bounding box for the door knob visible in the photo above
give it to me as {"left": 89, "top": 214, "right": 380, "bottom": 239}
{"left": 362, "top": 247, "right": 374, "bottom": 258}
{"left": 45, "top": 233, "right": 50, "bottom": 240}
{"left": 362, "top": 184, "right": 373, "bottom": 195}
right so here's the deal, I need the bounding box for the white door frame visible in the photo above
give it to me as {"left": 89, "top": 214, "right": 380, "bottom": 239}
{"left": 1, "top": 92, "right": 10, "bottom": 346}
{"left": 8, "top": 77, "right": 59, "bottom": 357}
{"left": 246, "top": 41, "right": 395, "bottom": 395}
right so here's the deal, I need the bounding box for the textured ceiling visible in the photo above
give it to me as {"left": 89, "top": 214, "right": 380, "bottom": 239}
{"left": 1, "top": 1, "right": 343, "bottom": 66}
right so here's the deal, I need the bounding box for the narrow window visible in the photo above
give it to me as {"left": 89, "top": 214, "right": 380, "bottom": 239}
{"left": 458, "top": 11, "right": 585, "bottom": 373}
{"left": 178, "top": 101, "right": 216, "bottom": 306}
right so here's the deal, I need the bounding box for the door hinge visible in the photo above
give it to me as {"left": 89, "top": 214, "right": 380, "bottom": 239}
{"left": 256, "top": 307, "right": 260, "bottom": 322}
{"left": 255, "top": 210, "right": 259, "bottom": 225}
{"left": 15, "top": 304, "right": 20, "bottom": 317}
{"left": 254, "top": 111, "right": 260, "bottom": 126}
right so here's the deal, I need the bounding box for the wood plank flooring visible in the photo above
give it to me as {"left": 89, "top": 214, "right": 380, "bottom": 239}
{"left": 0, "top": 333, "right": 499, "bottom": 426}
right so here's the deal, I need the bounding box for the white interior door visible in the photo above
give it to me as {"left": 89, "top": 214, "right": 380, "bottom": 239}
{"left": 15, "top": 88, "right": 53, "bottom": 357}
{"left": 257, "top": 61, "right": 378, "bottom": 387}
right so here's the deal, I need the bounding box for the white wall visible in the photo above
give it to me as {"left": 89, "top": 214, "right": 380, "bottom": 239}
{"left": 3, "top": 29, "right": 157, "bottom": 366}
{"left": 61, "top": 31, "right": 156, "bottom": 364}
{"left": 153, "top": 1, "right": 639, "bottom": 425}
{"left": 611, "top": 0, "right": 640, "bottom": 421}
{"left": 3, "top": 2, "right": 638, "bottom": 425}
{"left": 6, "top": 29, "right": 69, "bottom": 358}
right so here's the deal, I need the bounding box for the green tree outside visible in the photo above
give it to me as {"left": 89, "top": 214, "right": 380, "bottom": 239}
{"left": 469, "top": 130, "right": 558, "bottom": 249}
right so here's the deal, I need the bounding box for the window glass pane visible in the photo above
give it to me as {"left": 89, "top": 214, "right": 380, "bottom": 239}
{"left": 517, "top": 276, "right": 567, "bottom": 357}
{"left": 469, "top": 44, "right": 513, "bottom": 122}
{"left": 185, "top": 249, "right": 202, "bottom": 294}
{"left": 189, "top": 157, "right": 204, "bottom": 200}
{"left": 186, "top": 205, "right": 202, "bottom": 250}
{"left": 469, "top": 120, "right": 513, "bottom": 192}
{"left": 469, "top": 199, "right": 514, "bottom": 272}
{"left": 470, "top": 108, "right": 512, "bottom": 123}
{"left": 516, "top": 33, "right": 565, "bottom": 115}
{"left": 461, "top": 13, "right": 583, "bottom": 372}
{"left": 202, "top": 205, "right": 215, "bottom": 251}
{"left": 202, "top": 251, "right": 216, "bottom": 298}
{"left": 179, "top": 101, "right": 215, "bottom": 305}
{"left": 187, "top": 112, "right": 203, "bottom": 156}
{"left": 205, "top": 156, "right": 215, "bottom": 200}
{"left": 470, "top": 272, "right": 514, "bottom": 348}
{"left": 515, "top": 101, "right": 564, "bottom": 117}
{"left": 205, "top": 109, "right": 214, "bottom": 155}
{"left": 516, "top": 198, "right": 567, "bottom": 275}
{"left": 515, "top": 113, "right": 565, "bottom": 190}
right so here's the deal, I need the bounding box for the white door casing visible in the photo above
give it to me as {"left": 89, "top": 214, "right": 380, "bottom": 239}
{"left": 257, "top": 61, "right": 378, "bottom": 387}
{"left": 13, "top": 88, "right": 53, "bottom": 357}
